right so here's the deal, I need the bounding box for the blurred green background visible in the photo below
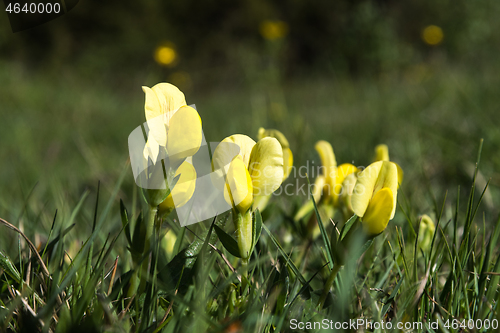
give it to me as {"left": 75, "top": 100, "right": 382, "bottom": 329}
{"left": 1, "top": 0, "right": 500, "bottom": 250}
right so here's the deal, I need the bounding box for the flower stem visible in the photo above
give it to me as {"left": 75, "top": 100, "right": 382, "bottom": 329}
{"left": 139, "top": 205, "right": 157, "bottom": 291}
{"left": 317, "top": 261, "right": 342, "bottom": 309}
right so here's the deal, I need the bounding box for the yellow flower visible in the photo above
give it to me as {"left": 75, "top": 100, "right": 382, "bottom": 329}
{"left": 154, "top": 43, "right": 177, "bottom": 66}
{"left": 142, "top": 83, "right": 202, "bottom": 166}
{"left": 422, "top": 25, "right": 444, "bottom": 46}
{"left": 351, "top": 161, "right": 398, "bottom": 236}
{"left": 212, "top": 134, "right": 284, "bottom": 259}
{"left": 313, "top": 140, "right": 358, "bottom": 206}
{"left": 373, "top": 144, "right": 404, "bottom": 187}
{"left": 295, "top": 140, "right": 358, "bottom": 239}
{"left": 212, "top": 134, "right": 284, "bottom": 214}
{"left": 142, "top": 83, "right": 202, "bottom": 208}
{"left": 259, "top": 20, "right": 288, "bottom": 40}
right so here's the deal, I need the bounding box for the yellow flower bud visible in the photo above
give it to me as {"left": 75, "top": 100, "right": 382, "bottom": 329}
{"left": 418, "top": 214, "right": 435, "bottom": 251}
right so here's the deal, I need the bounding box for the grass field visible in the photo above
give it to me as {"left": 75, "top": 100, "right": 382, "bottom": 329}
{"left": 1, "top": 52, "right": 500, "bottom": 332}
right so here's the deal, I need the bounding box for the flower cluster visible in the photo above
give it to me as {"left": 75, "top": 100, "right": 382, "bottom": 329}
{"left": 131, "top": 81, "right": 404, "bottom": 267}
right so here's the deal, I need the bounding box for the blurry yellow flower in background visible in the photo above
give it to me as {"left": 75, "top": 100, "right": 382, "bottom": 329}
{"left": 259, "top": 20, "right": 288, "bottom": 40}
{"left": 422, "top": 25, "right": 444, "bottom": 45}
{"left": 294, "top": 140, "right": 358, "bottom": 238}
{"left": 418, "top": 214, "right": 435, "bottom": 251}
{"left": 154, "top": 42, "right": 177, "bottom": 66}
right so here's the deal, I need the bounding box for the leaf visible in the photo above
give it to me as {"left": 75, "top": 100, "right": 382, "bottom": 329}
{"left": 307, "top": 176, "right": 334, "bottom": 270}
{"left": 252, "top": 209, "right": 263, "bottom": 249}
{"left": 120, "top": 199, "right": 132, "bottom": 245}
{"left": 0, "top": 250, "right": 21, "bottom": 284}
{"left": 262, "top": 223, "right": 307, "bottom": 285}
{"left": 214, "top": 225, "right": 241, "bottom": 258}
{"left": 340, "top": 214, "right": 357, "bottom": 241}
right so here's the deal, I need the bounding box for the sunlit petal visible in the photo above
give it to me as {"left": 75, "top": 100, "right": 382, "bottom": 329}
{"left": 159, "top": 160, "right": 197, "bottom": 213}
{"left": 143, "top": 137, "right": 160, "bottom": 165}
{"left": 211, "top": 135, "right": 256, "bottom": 191}
{"left": 361, "top": 188, "right": 394, "bottom": 236}
{"left": 248, "top": 137, "right": 284, "bottom": 196}
{"left": 257, "top": 127, "right": 290, "bottom": 148}
{"left": 395, "top": 162, "right": 404, "bottom": 188}
{"left": 166, "top": 106, "right": 202, "bottom": 162}
{"left": 224, "top": 156, "right": 254, "bottom": 214}
{"left": 373, "top": 144, "right": 390, "bottom": 162}
{"left": 151, "top": 82, "right": 186, "bottom": 117}
{"left": 315, "top": 140, "right": 337, "bottom": 196}
{"left": 333, "top": 163, "right": 358, "bottom": 205}
{"left": 351, "top": 161, "right": 383, "bottom": 217}
{"left": 143, "top": 86, "right": 163, "bottom": 122}
{"left": 283, "top": 147, "right": 293, "bottom": 180}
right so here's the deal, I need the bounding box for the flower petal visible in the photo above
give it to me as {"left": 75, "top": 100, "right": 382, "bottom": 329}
{"left": 395, "top": 162, "right": 404, "bottom": 188}
{"left": 211, "top": 135, "right": 256, "bottom": 191}
{"left": 159, "top": 160, "right": 197, "bottom": 213}
{"left": 224, "top": 156, "right": 254, "bottom": 214}
{"left": 315, "top": 140, "right": 337, "bottom": 197}
{"left": 166, "top": 106, "right": 202, "bottom": 162}
{"left": 373, "top": 144, "right": 390, "bottom": 162}
{"left": 282, "top": 147, "right": 293, "bottom": 180}
{"left": 151, "top": 82, "right": 186, "bottom": 116}
{"left": 361, "top": 187, "right": 394, "bottom": 236}
{"left": 143, "top": 137, "right": 160, "bottom": 165}
{"left": 143, "top": 86, "right": 163, "bottom": 122}
{"left": 333, "top": 163, "right": 358, "bottom": 205}
{"left": 219, "top": 135, "right": 256, "bottom": 168}
{"left": 248, "top": 137, "right": 284, "bottom": 196}
{"left": 257, "top": 127, "right": 290, "bottom": 148}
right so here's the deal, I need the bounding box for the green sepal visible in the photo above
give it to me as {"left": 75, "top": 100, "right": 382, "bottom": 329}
{"left": 214, "top": 225, "right": 242, "bottom": 258}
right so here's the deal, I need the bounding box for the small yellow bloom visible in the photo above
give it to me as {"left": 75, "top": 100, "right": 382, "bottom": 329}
{"left": 212, "top": 134, "right": 284, "bottom": 214}
{"left": 422, "top": 25, "right": 444, "bottom": 46}
{"left": 142, "top": 83, "right": 202, "bottom": 165}
{"left": 418, "top": 214, "right": 435, "bottom": 251}
{"left": 141, "top": 83, "right": 202, "bottom": 208}
{"left": 154, "top": 43, "right": 177, "bottom": 66}
{"left": 259, "top": 20, "right": 288, "bottom": 40}
{"left": 314, "top": 141, "right": 358, "bottom": 206}
{"left": 352, "top": 161, "right": 398, "bottom": 236}
{"left": 212, "top": 134, "right": 284, "bottom": 259}
{"left": 373, "top": 144, "right": 404, "bottom": 187}
{"left": 295, "top": 140, "right": 357, "bottom": 238}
